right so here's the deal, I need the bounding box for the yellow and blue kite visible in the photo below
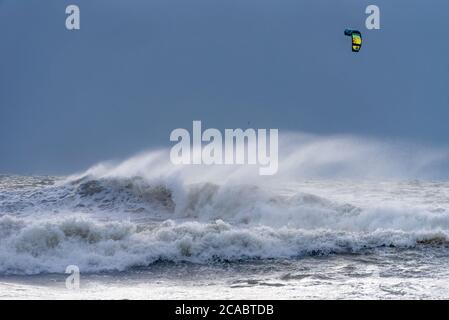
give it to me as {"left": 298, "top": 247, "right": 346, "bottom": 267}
{"left": 344, "top": 29, "right": 362, "bottom": 52}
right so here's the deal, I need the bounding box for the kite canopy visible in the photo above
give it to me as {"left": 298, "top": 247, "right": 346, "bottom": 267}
{"left": 344, "top": 29, "right": 362, "bottom": 52}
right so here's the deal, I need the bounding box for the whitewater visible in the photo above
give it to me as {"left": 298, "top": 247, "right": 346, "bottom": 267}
{"left": 1, "top": 133, "right": 449, "bottom": 299}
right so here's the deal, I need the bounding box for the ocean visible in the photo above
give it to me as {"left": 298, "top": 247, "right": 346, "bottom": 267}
{"left": 1, "top": 136, "right": 449, "bottom": 299}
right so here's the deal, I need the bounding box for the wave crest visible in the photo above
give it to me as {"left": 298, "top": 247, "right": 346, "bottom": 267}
{"left": 0, "top": 215, "right": 448, "bottom": 275}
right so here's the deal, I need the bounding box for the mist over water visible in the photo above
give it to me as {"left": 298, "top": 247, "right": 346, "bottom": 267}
{"left": 75, "top": 132, "right": 449, "bottom": 184}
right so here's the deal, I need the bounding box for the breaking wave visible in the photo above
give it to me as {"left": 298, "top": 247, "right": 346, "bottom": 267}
{"left": 1, "top": 133, "right": 449, "bottom": 274}
{"left": 0, "top": 215, "right": 448, "bottom": 275}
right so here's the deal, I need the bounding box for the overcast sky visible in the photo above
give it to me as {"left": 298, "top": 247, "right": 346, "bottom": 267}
{"left": 0, "top": 0, "right": 448, "bottom": 174}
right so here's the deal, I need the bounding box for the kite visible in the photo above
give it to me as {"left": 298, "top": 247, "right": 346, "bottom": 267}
{"left": 344, "top": 29, "right": 362, "bottom": 52}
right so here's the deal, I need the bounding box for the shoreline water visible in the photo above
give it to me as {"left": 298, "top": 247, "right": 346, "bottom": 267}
{"left": 1, "top": 250, "right": 448, "bottom": 299}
